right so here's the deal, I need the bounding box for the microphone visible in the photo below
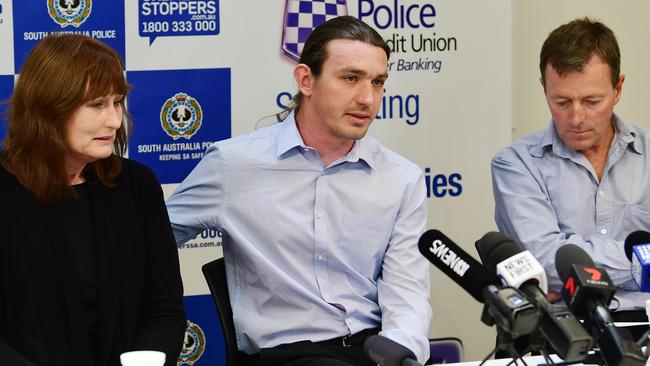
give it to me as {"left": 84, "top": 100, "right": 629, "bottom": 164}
{"left": 475, "top": 231, "right": 548, "bottom": 293}
{"left": 475, "top": 232, "right": 592, "bottom": 362}
{"left": 624, "top": 230, "right": 650, "bottom": 292}
{"left": 363, "top": 335, "right": 422, "bottom": 366}
{"left": 555, "top": 244, "right": 645, "bottom": 366}
{"left": 418, "top": 230, "right": 539, "bottom": 337}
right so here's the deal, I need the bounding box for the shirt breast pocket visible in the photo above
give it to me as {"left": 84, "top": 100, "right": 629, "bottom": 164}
{"left": 339, "top": 213, "right": 393, "bottom": 280}
{"left": 621, "top": 203, "right": 650, "bottom": 237}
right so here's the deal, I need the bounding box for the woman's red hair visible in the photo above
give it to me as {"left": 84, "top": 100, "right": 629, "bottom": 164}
{"left": 1, "top": 34, "right": 131, "bottom": 203}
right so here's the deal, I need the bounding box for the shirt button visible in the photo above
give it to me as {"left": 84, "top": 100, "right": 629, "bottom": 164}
{"left": 317, "top": 254, "right": 324, "bottom": 261}
{"left": 600, "top": 228, "right": 608, "bottom": 235}
{"left": 598, "top": 191, "right": 605, "bottom": 197}
{"left": 316, "top": 212, "right": 322, "bottom": 219}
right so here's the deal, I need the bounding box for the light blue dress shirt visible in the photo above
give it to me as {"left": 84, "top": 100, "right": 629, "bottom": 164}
{"left": 492, "top": 115, "right": 650, "bottom": 310}
{"left": 166, "top": 112, "right": 432, "bottom": 362}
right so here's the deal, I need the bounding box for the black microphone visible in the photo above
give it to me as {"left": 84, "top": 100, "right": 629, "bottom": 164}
{"left": 555, "top": 244, "right": 645, "bottom": 366}
{"left": 418, "top": 230, "right": 539, "bottom": 337}
{"left": 624, "top": 230, "right": 650, "bottom": 292}
{"left": 475, "top": 232, "right": 592, "bottom": 362}
{"left": 363, "top": 335, "right": 422, "bottom": 366}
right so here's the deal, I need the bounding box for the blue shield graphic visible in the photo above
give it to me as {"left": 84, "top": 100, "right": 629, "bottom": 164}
{"left": 281, "top": 0, "right": 347, "bottom": 61}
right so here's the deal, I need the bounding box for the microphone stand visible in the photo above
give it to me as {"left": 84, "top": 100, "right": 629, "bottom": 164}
{"left": 635, "top": 328, "right": 650, "bottom": 349}
{"left": 493, "top": 326, "right": 589, "bottom": 366}
{"left": 479, "top": 321, "right": 532, "bottom": 366}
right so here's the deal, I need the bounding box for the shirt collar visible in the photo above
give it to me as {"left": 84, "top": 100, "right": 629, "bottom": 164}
{"left": 345, "top": 136, "right": 376, "bottom": 171}
{"left": 529, "top": 113, "right": 641, "bottom": 157}
{"left": 528, "top": 122, "right": 571, "bottom": 158}
{"left": 614, "top": 115, "right": 642, "bottom": 154}
{"left": 276, "top": 110, "right": 306, "bottom": 157}
{"left": 276, "top": 110, "right": 376, "bottom": 170}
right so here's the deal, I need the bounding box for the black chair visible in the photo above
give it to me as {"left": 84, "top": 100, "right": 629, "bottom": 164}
{"left": 202, "top": 257, "right": 243, "bottom": 366}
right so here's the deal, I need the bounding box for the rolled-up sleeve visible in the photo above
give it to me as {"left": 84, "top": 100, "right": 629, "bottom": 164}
{"left": 378, "top": 168, "right": 432, "bottom": 364}
{"left": 166, "top": 143, "right": 226, "bottom": 245}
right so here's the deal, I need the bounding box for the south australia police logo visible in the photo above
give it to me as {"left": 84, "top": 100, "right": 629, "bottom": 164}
{"left": 47, "top": 0, "right": 92, "bottom": 28}
{"left": 177, "top": 320, "right": 206, "bottom": 366}
{"left": 160, "top": 92, "right": 203, "bottom": 140}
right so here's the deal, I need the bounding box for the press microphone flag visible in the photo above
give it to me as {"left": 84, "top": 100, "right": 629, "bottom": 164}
{"left": 624, "top": 230, "right": 650, "bottom": 292}
{"left": 555, "top": 244, "right": 615, "bottom": 317}
{"left": 473, "top": 231, "right": 546, "bottom": 293}
{"left": 632, "top": 247, "right": 650, "bottom": 292}
{"left": 624, "top": 231, "right": 650, "bottom": 261}
{"left": 555, "top": 244, "right": 645, "bottom": 366}
{"left": 495, "top": 251, "right": 548, "bottom": 294}
{"left": 418, "top": 229, "right": 499, "bottom": 303}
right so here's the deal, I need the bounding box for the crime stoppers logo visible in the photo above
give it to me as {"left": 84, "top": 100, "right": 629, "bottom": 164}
{"left": 178, "top": 320, "right": 206, "bottom": 365}
{"left": 47, "top": 0, "right": 92, "bottom": 27}
{"left": 161, "top": 92, "right": 203, "bottom": 140}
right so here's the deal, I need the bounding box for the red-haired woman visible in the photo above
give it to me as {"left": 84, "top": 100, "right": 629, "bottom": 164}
{"left": 0, "top": 34, "right": 185, "bottom": 366}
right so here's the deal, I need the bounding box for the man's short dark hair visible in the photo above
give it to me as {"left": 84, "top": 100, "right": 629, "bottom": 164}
{"left": 540, "top": 17, "right": 620, "bottom": 87}
{"left": 289, "top": 16, "right": 390, "bottom": 112}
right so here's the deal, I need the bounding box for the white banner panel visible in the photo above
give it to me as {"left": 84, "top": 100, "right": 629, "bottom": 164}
{"left": 0, "top": 0, "right": 13, "bottom": 74}
{"left": 1, "top": 0, "right": 514, "bottom": 362}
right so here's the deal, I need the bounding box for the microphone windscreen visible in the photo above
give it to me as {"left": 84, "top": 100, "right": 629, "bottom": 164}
{"left": 474, "top": 231, "right": 512, "bottom": 265}
{"left": 418, "top": 229, "right": 500, "bottom": 303}
{"left": 487, "top": 241, "right": 522, "bottom": 272}
{"left": 555, "top": 244, "right": 594, "bottom": 282}
{"left": 624, "top": 230, "right": 650, "bottom": 261}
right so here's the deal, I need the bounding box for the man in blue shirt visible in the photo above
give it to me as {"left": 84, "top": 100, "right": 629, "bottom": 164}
{"left": 492, "top": 18, "right": 650, "bottom": 317}
{"left": 167, "top": 16, "right": 432, "bottom": 366}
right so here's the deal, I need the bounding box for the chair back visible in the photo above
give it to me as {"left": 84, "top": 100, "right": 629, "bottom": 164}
{"left": 202, "top": 257, "right": 240, "bottom": 366}
{"left": 427, "top": 337, "right": 463, "bottom": 364}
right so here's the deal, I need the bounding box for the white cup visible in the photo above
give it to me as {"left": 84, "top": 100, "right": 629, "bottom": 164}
{"left": 120, "top": 350, "right": 166, "bottom": 366}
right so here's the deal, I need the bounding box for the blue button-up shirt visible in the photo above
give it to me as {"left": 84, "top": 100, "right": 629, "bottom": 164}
{"left": 492, "top": 115, "right": 650, "bottom": 310}
{"left": 166, "top": 112, "right": 432, "bottom": 362}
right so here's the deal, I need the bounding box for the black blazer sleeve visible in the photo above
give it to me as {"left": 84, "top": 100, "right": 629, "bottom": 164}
{"left": 0, "top": 171, "right": 37, "bottom": 366}
{"left": 0, "top": 344, "right": 37, "bottom": 366}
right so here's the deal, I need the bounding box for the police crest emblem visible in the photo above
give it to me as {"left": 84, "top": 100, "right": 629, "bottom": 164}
{"left": 160, "top": 92, "right": 203, "bottom": 140}
{"left": 47, "top": 0, "right": 92, "bottom": 28}
{"left": 177, "top": 320, "right": 206, "bottom": 365}
{"left": 281, "top": 0, "right": 347, "bottom": 61}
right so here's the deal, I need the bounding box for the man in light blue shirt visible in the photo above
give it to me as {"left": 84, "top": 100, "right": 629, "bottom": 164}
{"left": 492, "top": 18, "right": 650, "bottom": 314}
{"left": 167, "top": 16, "right": 431, "bottom": 366}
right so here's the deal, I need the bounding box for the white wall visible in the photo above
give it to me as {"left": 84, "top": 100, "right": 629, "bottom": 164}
{"left": 514, "top": 1, "right": 650, "bottom": 140}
